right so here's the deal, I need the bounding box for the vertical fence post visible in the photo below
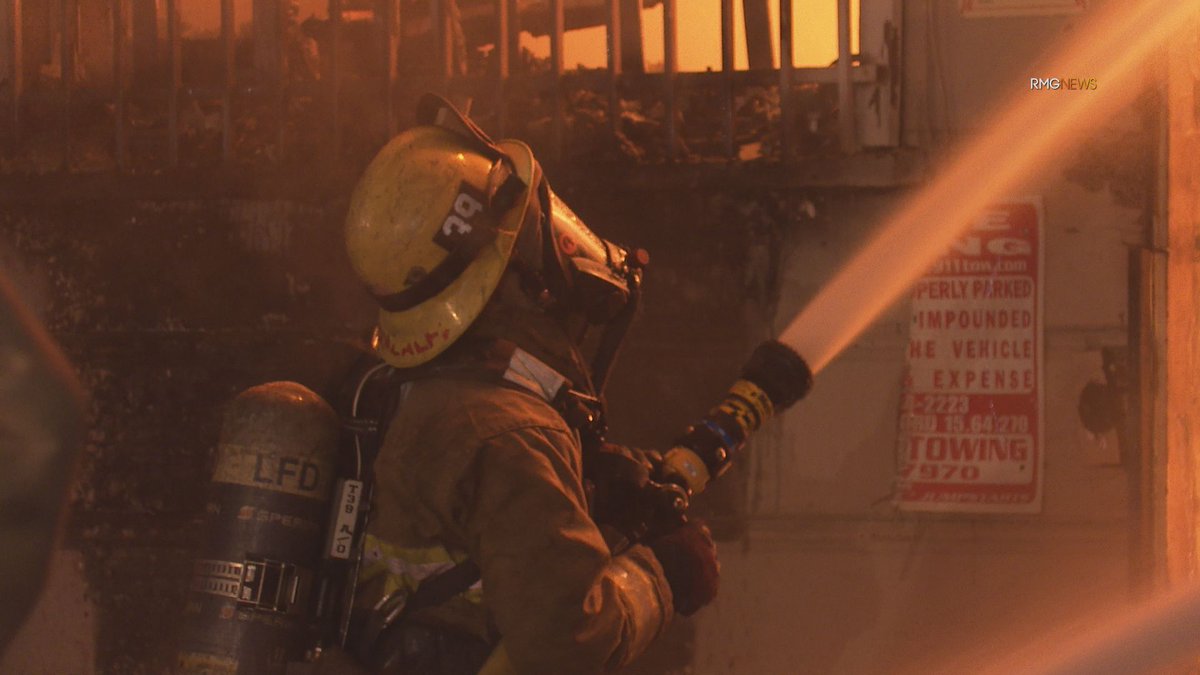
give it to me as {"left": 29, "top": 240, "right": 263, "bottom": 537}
{"left": 166, "top": 0, "right": 180, "bottom": 167}
{"left": 605, "top": 0, "right": 621, "bottom": 138}
{"left": 618, "top": 0, "right": 643, "bottom": 74}
{"left": 779, "top": 0, "right": 793, "bottom": 162}
{"left": 721, "top": 0, "right": 734, "bottom": 160}
{"left": 132, "top": 0, "right": 157, "bottom": 82}
{"left": 113, "top": 0, "right": 127, "bottom": 169}
{"left": 7, "top": 0, "right": 19, "bottom": 147}
{"left": 550, "top": 0, "right": 563, "bottom": 161}
{"left": 330, "top": 0, "right": 342, "bottom": 160}
{"left": 494, "top": 0, "right": 508, "bottom": 135}
{"left": 382, "top": 0, "right": 399, "bottom": 138}
{"left": 506, "top": 0, "right": 519, "bottom": 74}
{"left": 744, "top": 0, "right": 772, "bottom": 71}
{"left": 221, "top": 0, "right": 234, "bottom": 163}
{"left": 275, "top": 0, "right": 286, "bottom": 160}
{"left": 662, "top": 0, "right": 676, "bottom": 162}
{"left": 429, "top": 0, "right": 447, "bottom": 86}
{"left": 61, "top": 0, "right": 73, "bottom": 168}
{"left": 8, "top": 0, "right": 20, "bottom": 150}
{"left": 837, "top": 0, "right": 856, "bottom": 152}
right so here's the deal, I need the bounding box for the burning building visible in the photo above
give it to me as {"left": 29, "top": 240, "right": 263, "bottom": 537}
{"left": 0, "top": 1, "right": 1198, "bottom": 673}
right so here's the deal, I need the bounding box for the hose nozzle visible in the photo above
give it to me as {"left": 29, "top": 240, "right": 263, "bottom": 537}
{"left": 659, "top": 340, "right": 813, "bottom": 495}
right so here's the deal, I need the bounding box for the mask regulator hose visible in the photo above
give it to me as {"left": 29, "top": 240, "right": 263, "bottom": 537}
{"left": 658, "top": 340, "right": 813, "bottom": 497}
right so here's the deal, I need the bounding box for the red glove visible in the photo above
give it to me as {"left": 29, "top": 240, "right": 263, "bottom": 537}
{"left": 647, "top": 521, "right": 720, "bottom": 616}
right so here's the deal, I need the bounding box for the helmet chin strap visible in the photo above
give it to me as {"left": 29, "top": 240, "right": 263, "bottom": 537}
{"left": 588, "top": 258, "right": 645, "bottom": 397}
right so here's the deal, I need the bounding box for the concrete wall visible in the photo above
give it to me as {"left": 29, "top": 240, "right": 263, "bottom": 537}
{"left": 694, "top": 2, "right": 1153, "bottom": 673}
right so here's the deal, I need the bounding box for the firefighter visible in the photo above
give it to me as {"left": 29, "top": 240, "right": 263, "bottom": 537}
{"left": 333, "top": 95, "right": 720, "bottom": 674}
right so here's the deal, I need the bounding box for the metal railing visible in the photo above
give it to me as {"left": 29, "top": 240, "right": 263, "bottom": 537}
{"left": 1, "top": 0, "right": 874, "bottom": 173}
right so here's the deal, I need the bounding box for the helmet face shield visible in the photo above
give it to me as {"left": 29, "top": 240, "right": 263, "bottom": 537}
{"left": 544, "top": 186, "right": 641, "bottom": 325}
{"left": 532, "top": 184, "right": 648, "bottom": 395}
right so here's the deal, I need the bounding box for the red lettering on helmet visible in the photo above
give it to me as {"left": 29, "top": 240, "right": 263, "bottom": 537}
{"left": 381, "top": 326, "right": 453, "bottom": 359}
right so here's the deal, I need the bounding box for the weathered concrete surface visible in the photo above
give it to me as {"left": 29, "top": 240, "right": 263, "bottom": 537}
{"left": 0, "top": 549, "right": 96, "bottom": 675}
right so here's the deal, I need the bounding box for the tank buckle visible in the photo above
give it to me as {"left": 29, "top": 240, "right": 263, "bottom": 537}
{"left": 237, "top": 556, "right": 302, "bottom": 614}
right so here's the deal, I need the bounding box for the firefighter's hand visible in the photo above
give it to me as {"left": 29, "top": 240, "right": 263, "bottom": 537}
{"left": 591, "top": 444, "right": 687, "bottom": 541}
{"left": 589, "top": 444, "right": 651, "bottom": 528}
{"left": 647, "top": 521, "right": 720, "bottom": 616}
{"left": 593, "top": 443, "right": 661, "bottom": 484}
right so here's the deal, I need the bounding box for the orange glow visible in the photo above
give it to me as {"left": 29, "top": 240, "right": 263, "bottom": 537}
{"left": 181, "top": 1, "right": 859, "bottom": 71}
{"left": 780, "top": 0, "right": 1199, "bottom": 374}
{"left": 544, "top": 0, "right": 860, "bottom": 71}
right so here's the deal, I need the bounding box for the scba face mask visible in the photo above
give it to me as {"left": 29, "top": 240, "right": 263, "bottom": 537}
{"left": 539, "top": 184, "right": 647, "bottom": 327}
{"left": 521, "top": 179, "right": 648, "bottom": 394}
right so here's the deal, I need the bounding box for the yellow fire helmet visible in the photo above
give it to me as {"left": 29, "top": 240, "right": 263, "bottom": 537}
{"left": 345, "top": 95, "right": 539, "bottom": 368}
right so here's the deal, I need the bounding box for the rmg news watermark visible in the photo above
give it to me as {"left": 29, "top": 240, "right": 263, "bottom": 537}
{"left": 1029, "top": 77, "right": 1097, "bottom": 91}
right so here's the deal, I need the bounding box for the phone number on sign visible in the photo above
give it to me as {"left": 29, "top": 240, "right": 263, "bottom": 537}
{"left": 900, "top": 413, "right": 1030, "bottom": 434}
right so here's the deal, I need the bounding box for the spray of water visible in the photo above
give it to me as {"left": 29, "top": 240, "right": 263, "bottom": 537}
{"left": 780, "top": 0, "right": 1197, "bottom": 373}
{"left": 974, "top": 582, "right": 1200, "bottom": 675}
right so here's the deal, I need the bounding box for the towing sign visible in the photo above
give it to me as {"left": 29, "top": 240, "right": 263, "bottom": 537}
{"left": 896, "top": 199, "right": 1044, "bottom": 513}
